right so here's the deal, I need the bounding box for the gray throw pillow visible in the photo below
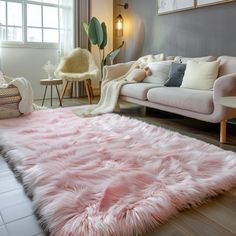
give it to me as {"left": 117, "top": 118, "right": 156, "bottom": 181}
{"left": 164, "top": 62, "right": 186, "bottom": 87}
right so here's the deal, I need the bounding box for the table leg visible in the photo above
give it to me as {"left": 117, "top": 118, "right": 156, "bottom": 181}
{"left": 56, "top": 85, "right": 62, "bottom": 107}
{"left": 42, "top": 86, "right": 48, "bottom": 106}
{"left": 51, "top": 85, "right": 53, "bottom": 107}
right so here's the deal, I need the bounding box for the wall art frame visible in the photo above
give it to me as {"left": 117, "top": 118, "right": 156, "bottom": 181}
{"left": 157, "top": 0, "right": 195, "bottom": 15}
{"left": 157, "top": 0, "right": 236, "bottom": 15}
{"left": 196, "top": 0, "right": 235, "bottom": 8}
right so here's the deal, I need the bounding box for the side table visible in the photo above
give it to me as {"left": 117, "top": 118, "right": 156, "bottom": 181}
{"left": 40, "top": 79, "right": 63, "bottom": 107}
{"left": 217, "top": 96, "right": 236, "bottom": 143}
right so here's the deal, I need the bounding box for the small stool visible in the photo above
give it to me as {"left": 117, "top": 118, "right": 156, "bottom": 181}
{"left": 40, "top": 79, "right": 63, "bottom": 107}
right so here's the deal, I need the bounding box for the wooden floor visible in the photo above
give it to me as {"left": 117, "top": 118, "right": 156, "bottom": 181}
{"left": 0, "top": 97, "right": 235, "bottom": 236}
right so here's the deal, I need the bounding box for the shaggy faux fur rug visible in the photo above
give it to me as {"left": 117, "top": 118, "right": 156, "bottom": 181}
{"left": 0, "top": 108, "right": 236, "bottom": 236}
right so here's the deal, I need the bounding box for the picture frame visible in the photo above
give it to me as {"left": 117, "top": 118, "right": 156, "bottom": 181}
{"left": 157, "top": 0, "right": 195, "bottom": 15}
{"left": 196, "top": 0, "right": 235, "bottom": 8}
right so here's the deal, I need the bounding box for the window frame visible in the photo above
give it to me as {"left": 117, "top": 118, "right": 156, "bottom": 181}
{"left": 0, "top": 0, "right": 61, "bottom": 48}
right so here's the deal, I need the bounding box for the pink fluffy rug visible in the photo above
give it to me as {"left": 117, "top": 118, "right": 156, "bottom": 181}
{"left": 0, "top": 108, "right": 236, "bottom": 236}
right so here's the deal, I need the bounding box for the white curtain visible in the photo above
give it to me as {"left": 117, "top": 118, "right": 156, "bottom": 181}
{"left": 58, "top": 0, "right": 90, "bottom": 97}
{"left": 58, "top": 0, "right": 74, "bottom": 57}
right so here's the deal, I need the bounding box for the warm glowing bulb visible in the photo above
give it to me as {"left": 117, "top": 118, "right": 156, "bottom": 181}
{"left": 117, "top": 20, "right": 123, "bottom": 30}
{"left": 115, "top": 14, "right": 124, "bottom": 37}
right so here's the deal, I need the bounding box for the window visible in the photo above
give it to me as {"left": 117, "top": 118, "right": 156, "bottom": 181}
{"left": 0, "top": 0, "right": 63, "bottom": 46}
{"left": 0, "top": 1, "right": 23, "bottom": 42}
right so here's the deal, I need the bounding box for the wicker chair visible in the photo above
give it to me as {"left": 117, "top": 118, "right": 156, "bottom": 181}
{"left": 55, "top": 48, "right": 99, "bottom": 104}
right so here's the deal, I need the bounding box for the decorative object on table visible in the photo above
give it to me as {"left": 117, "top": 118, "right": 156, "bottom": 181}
{"left": 55, "top": 48, "right": 99, "bottom": 104}
{"left": 1, "top": 110, "right": 236, "bottom": 236}
{"left": 157, "top": 0, "right": 195, "bottom": 15}
{"left": 40, "top": 78, "right": 63, "bottom": 107}
{"left": 83, "top": 17, "right": 124, "bottom": 72}
{"left": 42, "top": 61, "right": 56, "bottom": 80}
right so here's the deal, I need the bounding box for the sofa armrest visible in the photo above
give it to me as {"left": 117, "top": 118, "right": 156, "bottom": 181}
{"left": 213, "top": 73, "right": 236, "bottom": 101}
{"left": 103, "top": 61, "right": 135, "bottom": 81}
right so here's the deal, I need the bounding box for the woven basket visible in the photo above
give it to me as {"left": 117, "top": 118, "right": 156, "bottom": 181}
{"left": 0, "top": 95, "right": 21, "bottom": 105}
{"left": 0, "top": 85, "right": 20, "bottom": 97}
{"left": 0, "top": 80, "right": 22, "bottom": 119}
{"left": 0, "top": 103, "right": 21, "bottom": 119}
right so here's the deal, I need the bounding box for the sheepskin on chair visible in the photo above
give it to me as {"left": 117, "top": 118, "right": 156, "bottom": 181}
{"left": 55, "top": 48, "right": 99, "bottom": 104}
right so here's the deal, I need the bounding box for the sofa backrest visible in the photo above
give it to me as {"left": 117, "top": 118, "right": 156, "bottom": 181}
{"left": 174, "top": 56, "right": 217, "bottom": 64}
{"left": 218, "top": 56, "right": 236, "bottom": 77}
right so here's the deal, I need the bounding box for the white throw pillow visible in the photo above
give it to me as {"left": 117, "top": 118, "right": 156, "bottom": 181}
{"left": 181, "top": 60, "right": 220, "bottom": 90}
{"left": 143, "top": 61, "right": 173, "bottom": 85}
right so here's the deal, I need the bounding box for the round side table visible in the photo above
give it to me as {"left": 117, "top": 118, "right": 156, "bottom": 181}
{"left": 40, "top": 79, "right": 63, "bottom": 107}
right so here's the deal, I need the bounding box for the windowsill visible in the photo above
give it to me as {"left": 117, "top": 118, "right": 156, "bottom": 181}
{"left": 0, "top": 42, "right": 58, "bottom": 49}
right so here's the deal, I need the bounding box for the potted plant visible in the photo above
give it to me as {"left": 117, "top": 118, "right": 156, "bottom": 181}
{"left": 83, "top": 17, "right": 124, "bottom": 74}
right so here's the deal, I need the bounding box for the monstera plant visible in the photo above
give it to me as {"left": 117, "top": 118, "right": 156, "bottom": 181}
{"left": 83, "top": 17, "right": 124, "bottom": 72}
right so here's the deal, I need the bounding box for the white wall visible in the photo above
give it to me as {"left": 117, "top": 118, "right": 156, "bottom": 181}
{"left": 1, "top": 47, "right": 58, "bottom": 100}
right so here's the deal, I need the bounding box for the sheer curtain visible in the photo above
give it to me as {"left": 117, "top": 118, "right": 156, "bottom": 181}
{"left": 58, "top": 0, "right": 90, "bottom": 97}
{"left": 58, "top": 0, "right": 90, "bottom": 56}
{"left": 58, "top": 0, "right": 74, "bottom": 57}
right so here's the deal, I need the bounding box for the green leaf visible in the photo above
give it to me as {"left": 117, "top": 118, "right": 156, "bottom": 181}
{"left": 99, "top": 22, "right": 107, "bottom": 50}
{"left": 83, "top": 22, "right": 89, "bottom": 36}
{"left": 104, "top": 41, "right": 124, "bottom": 65}
{"left": 88, "top": 17, "right": 103, "bottom": 47}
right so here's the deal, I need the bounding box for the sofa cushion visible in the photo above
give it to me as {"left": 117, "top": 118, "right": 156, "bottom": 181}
{"left": 120, "top": 83, "right": 161, "bottom": 100}
{"left": 181, "top": 61, "right": 219, "bottom": 90}
{"left": 143, "top": 61, "right": 173, "bottom": 84}
{"left": 218, "top": 56, "right": 236, "bottom": 76}
{"left": 175, "top": 56, "right": 217, "bottom": 64}
{"left": 147, "top": 87, "right": 214, "bottom": 114}
{"left": 165, "top": 62, "right": 186, "bottom": 87}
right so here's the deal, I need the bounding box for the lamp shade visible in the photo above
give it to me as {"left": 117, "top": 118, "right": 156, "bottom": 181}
{"left": 115, "top": 14, "right": 123, "bottom": 37}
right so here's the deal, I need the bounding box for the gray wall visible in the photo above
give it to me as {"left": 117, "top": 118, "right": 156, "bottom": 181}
{"left": 119, "top": 0, "right": 236, "bottom": 61}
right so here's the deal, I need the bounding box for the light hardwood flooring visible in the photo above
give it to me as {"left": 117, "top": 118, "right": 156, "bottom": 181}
{"left": 0, "top": 97, "right": 235, "bottom": 236}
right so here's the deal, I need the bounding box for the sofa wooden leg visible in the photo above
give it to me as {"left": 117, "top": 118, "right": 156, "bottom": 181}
{"left": 60, "top": 81, "right": 69, "bottom": 102}
{"left": 220, "top": 120, "right": 227, "bottom": 144}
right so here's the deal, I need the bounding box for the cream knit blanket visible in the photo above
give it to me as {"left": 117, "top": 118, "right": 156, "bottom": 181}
{"left": 73, "top": 54, "right": 164, "bottom": 117}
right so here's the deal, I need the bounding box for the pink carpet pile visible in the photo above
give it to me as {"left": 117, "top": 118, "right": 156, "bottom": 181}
{"left": 0, "top": 108, "right": 236, "bottom": 236}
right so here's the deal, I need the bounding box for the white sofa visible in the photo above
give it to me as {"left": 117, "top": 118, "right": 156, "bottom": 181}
{"left": 103, "top": 56, "right": 236, "bottom": 143}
